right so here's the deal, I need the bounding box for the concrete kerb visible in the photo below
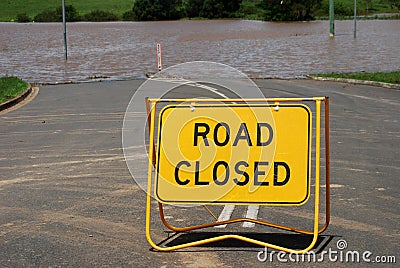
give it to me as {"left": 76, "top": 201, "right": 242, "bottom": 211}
{"left": 308, "top": 75, "right": 400, "bottom": 90}
{"left": 0, "top": 84, "right": 32, "bottom": 112}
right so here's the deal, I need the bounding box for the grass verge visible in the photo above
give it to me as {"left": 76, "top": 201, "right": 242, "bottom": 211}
{"left": 313, "top": 71, "right": 400, "bottom": 85}
{"left": 0, "top": 0, "right": 132, "bottom": 22}
{"left": 0, "top": 77, "right": 29, "bottom": 104}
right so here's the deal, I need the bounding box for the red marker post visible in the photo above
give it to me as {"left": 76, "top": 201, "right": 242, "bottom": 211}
{"left": 156, "top": 42, "right": 162, "bottom": 71}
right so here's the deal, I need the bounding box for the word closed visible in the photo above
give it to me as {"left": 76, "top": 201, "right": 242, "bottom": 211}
{"left": 155, "top": 104, "right": 311, "bottom": 205}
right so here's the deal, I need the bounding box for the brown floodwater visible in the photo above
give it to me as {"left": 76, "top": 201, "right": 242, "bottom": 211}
{"left": 1, "top": 20, "right": 399, "bottom": 83}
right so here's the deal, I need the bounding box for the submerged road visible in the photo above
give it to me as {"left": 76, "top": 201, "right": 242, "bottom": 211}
{"left": 0, "top": 79, "right": 399, "bottom": 267}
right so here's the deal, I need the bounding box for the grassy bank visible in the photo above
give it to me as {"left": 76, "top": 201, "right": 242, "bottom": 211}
{"left": 0, "top": 0, "right": 132, "bottom": 22}
{"left": 317, "top": 0, "right": 398, "bottom": 17}
{"left": 0, "top": 77, "right": 28, "bottom": 104}
{"left": 313, "top": 71, "right": 400, "bottom": 84}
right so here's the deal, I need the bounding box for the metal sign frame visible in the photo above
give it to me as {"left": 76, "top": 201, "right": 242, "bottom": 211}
{"left": 155, "top": 103, "right": 312, "bottom": 205}
{"left": 144, "top": 97, "right": 330, "bottom": 253}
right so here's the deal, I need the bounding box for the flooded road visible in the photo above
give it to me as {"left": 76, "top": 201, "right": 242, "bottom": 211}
{"left": 1, "top": 20, "right": 399, "bottom": 83}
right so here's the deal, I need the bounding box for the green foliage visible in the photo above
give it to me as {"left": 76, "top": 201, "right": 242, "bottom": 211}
{"left": 34, "top": 5, "right": 80, "bottom": 22}
{"left": 200, "top": 0, "right": 226, "bottom": 18}
{"left": 122, "top": 10, "right": 137, "bottom": 21}
{"left": 0, "top": 77, "right": 28, "bottom": 104}
{"left": 1, "top": 0, "right": 398, "bottom": 22}
{"left": 16, "top": 13, "right": 31, "bottom": 23}
{"left": 129, "top": 0, "right": 183, "bottom": 21}
{"left": 332, "top": 2, "right": 353, "bottom": 16}
{"left": 318, "top": 0, "right": 399, "bottom": 17}
{"left": 262, "top": 0, "right": 322, "bottom": 21}
{"left": 57, "top": 5, "right": 80, "bottom": 22}
{"left": 130, "top": 0, "right": 154, "bottom": 20}
{"left": 314, "top": 71, "right": 400, "bottom": 84}
{"left": 33, "top": 10, "right": 60, "bottom": 22}
{"left": 185, "top": 0, "right": 242, "bottom": 18}
{"left": 81, "top": 10, "right": 120, "bottom": 22}
{"left": 0, "top": 0, "right": 132, "bottom": 22}
{"left": 237, "top": 0, "right": 265, "bottom": 20}
{"left": 184, "top": 0, "right": 204, "bottom": 18}
{"left": 389, "top": 0, "right": 400, "bottom": 10}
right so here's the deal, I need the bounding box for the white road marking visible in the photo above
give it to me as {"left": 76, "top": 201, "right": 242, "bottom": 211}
{"left": 186, "top": 81, "right": 229, "bottom": 99}
{"left": 242, "top": 205, "right": 260, "bottom": 228}
{"left": 214, "top": 205, "right": 260, "bottom": 228}
{"left": 151, "top": 78, "right": 230, "bottom": 99}
{"left": 214, "top": 205, "right": 235, "bottom": 228}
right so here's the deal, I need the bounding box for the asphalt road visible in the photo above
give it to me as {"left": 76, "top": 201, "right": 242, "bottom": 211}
{"left": 0, "top": 79, "right": 399, "bottom": 267}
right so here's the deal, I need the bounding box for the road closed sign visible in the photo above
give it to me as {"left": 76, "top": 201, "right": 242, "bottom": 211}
{"left": 155, "top": 103, "right": 312, "bottom": 205}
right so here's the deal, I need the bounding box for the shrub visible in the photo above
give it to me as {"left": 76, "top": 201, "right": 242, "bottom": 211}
{"left": 56, "top": 5, "right": 80, "bottom": 22}
{"left": 122, "top": 10, "right": 137, "bottom": 21}
{"left": 82, "top": 10, "right": 119, "bottom": 21}
{"left": 33, "top": 5, "right": 80, "bottom": 22}
{"left": 334, "top": 2, "right": 353, "bottom": 16}
{"left": 0, "top": 77, "right": 28, "bottom": 104}
{"left": 34, "top": 9, "right": 59, "bottom": 22}
{"left": 127, "top": 0, "right": 183, "bottom": 21}
{"left": 16, "top": 13, "right": 31, "bottom": 23}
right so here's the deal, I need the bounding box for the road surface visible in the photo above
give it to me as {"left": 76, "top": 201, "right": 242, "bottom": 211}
{"left": 0, "top": 79, "right": 398, "bottom": 267}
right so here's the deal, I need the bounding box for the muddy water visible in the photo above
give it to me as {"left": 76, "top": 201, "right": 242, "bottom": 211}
{"left": 1, "top": 20, "right": 399, "bottom": 83}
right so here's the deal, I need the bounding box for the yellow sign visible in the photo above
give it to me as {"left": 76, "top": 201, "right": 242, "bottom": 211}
{"left": 155, "top": 104, "right": 311, "bottom": 205}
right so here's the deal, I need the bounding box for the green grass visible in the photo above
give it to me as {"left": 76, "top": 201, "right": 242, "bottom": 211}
{"left": 313, "top": 71, "right": 400, "bottom": 84}
{"left": 317, "top": 0, "right": 398, "bottom": 17}
{"left": 0, "top": 77, "right": 28, "bottom": 104}
{"left": 0, "top": 0, "right": 134, "bottom": 22}
{"left": 337, "top": 0, "right": 397, "bottom": 14}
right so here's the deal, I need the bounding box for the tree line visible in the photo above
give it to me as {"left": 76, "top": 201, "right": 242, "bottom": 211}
{"left": 122, "top": 0, "right": 322, "bottom": 21}
{"left": 122, "top": 0, "right": 400, "bottom": 21}
{"left": 17, "top": 0, "right": 400, "bottom": 23}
